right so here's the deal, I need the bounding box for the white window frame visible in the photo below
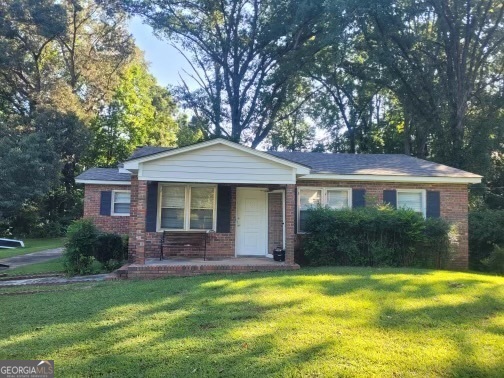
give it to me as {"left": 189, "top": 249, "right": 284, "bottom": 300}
{"left": 297, "top": 187, "right": 352, "bottom": 233}
{"left": 111, "top": 190, "right": 131, "bottom": 216}
{"left": 396, "top": 189, "right": 426, "bottom": 217}
{"left": 157, "top": 183, "right": 217, "bottom": 232}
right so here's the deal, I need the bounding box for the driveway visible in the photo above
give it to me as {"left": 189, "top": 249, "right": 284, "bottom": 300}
{"left": 0, "top": 274, "right": 108, "bottom": 287}
{"left": 0, "top": 247, "right": 64, "bottom": 269}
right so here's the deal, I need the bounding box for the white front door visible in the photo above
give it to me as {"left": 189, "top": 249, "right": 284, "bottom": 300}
{"left": 236, "top": 188, "right": 268, "bottom": 256}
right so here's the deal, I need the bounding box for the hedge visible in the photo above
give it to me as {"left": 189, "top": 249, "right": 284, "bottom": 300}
{"left": 302, "top": 206, "right": 452, "bottom": 268}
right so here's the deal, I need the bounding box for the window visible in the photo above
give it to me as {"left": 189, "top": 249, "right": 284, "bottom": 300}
{"left": 299, "top": 189, "right": 321, "bottom": 232}
{"left": 397, "top": 190, "right": 426, "bottom": 216}
{"left": 160, "top": 186, "right": 186, "bottom": 229}
{"left": 190, "top": 187, "right": 215, "bottom": 229}
{"left": 327, "top": 189, "right": 349, "bottom": 210}
{"left": 112, "top": 190, "right": 130, "bottom": 216}
{"left": 159, "top": 185, "right": 216, "bottom": 231}
{"left": 298, "top": 187, "right": 351, "bottom": 232}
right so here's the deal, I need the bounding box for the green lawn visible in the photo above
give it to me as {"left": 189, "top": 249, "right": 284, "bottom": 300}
{"left": 0, "top": 238, "right": 65, "bottom": 259}
{"left": 2, "top": 257, "right": 65, "bottom": 276}
{"left": 0, "top": 267, "right": 503, "bottom": 377}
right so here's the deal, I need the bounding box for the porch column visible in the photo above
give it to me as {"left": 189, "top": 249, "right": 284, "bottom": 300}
{"left": 285, "top": 184, "right": 296, "bottom": 264}
{"left": 128, "top": 175, "right": 148, "bottom": 264}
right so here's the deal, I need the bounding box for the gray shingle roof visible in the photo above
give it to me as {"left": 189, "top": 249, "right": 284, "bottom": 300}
{"left": 76, "top": 168, "right": 131, "bottom": 182}
{"left": 126, "top": 146, "right": 172, "bottom": 161}
{"left": 77, "top": 142, "right": 481, "bottom": 182}
{"left": 267, "top": 151, "right": 480, "bottom": 178}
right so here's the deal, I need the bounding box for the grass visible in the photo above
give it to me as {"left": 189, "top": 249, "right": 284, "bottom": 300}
{"left": 2, "top": 257, "right": 65, "bottom": 276}
{"left": 0, "top": 267, "right": 503, "bottom": 377}
{"left": 1, "top": 258, "right": 104, "bottom": 277}
{"left": 0, "top": 237, "right": 65, "bottom": 259}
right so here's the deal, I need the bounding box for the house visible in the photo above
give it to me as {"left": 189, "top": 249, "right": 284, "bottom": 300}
{"left": 76, "top": 138, "right": 481, "bottom": 278}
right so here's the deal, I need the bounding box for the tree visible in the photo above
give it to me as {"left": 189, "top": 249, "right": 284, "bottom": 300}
{"left": 346, "top": 0, "right": 504, "bottom": 166}
{"left": 56, "top": 0, "right": 135, "bottom": 118}
{"left": 111, "top": 0, "right": 329, "bottom": 146}
{"left": 88, "top": 57, "right": 179, "bottom": 166}
{"left": 0, "top": 0, "right": 67, "bottom": 116}
{"left": 267, "top": 78, "right": 315, "bottom": 151}
{"left": 0, "top": 0, "right": 136, "bottom": 235}
{"left": 0, "top": 125, "right": 60, "bottom": 221}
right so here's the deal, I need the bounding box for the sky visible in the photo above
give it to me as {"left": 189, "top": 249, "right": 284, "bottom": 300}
{"left": 128, "top": 17, "right": 191, "bottom": 88}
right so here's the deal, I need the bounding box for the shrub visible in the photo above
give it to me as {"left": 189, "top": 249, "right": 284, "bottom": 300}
{"left": 418, "top": 218, "right": 452, "bottom": 268}
{"left": 469, "top": 210, "right": 504, "bottom": 271}
{"left": 481, "top": 245, "right": 504, "bottom": 274}
{"left": 64, "top": 219, "right": 99, "bottom": 276}
{"left": 94, "top": 233, "right": 128, "bottom": 271}
{"left": 303, "top": 206, "right": 451, "bottom": 268}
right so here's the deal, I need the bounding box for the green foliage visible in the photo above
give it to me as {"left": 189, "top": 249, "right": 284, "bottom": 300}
{"left": 481, "top": 245, "right": 504, "bottom": 275}
{"left": 468, "top": 210, "right": 504, "bottom": 271}
{"left": 0, "top": 0, "right": 135, "bottom": 236}
{"left": 63, "top": 219, "right": 128, "bottom": 274}
{"left": 63, "top": 219, "right": 99, "bottom": 276}
{"left": 87, "top": 58, "right": 179, "bottom": 166}
{"left": 303, "top": 207, "right": 451, "bottom": 268}
{"left": 94, "top": 233, "right": 128, "bottom": 271}
{"left": 0, "top": 131, "right": 60, "bottom": 221}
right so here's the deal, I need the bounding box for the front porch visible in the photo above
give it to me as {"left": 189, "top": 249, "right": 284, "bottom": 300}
{"left": 125, "top": 139, "right": 306, "bottom": 272}
{"left": 113, "top": 257, "right": 300, "bottom": 279}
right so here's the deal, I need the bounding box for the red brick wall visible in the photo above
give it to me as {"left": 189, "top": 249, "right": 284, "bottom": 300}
{"left": 295, "top": 180, "right": 470, "bottom": 270}
{"left": 268, "top": 193, "right": 283, "bottom": 252}
{"left": 128, "top": 176, "right": 148, "bottom": 264}
{"left": 143, "top": 186, "right": 237, "bottom": 259}
{"left": 85, "top": 179, "right": 470, "bottom": 270}
{"left": 142, "top": 185, "right": 288, "bottom": 260}
{"left": 83, "top": 184, "right": 131, "bottom": 235}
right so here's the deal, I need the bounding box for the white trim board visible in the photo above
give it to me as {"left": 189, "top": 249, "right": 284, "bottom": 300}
{"left": 297, "top": 174, "right": 482, "bottom": 184}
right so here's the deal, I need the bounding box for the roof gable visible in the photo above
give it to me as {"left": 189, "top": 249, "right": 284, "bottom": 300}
{"left": 134, "top": 141, "right": 306, "bottom": 184}
{"left": 123, "top": 138, "right": 310, "bottom": 174}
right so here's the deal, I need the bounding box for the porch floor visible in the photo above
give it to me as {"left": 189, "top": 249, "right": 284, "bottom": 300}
{"left": 113, "top": 257, "right": 300, "bottom": 279}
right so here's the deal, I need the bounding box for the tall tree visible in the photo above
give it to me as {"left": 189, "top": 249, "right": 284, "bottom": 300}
{"left": 88, "top": 57, "right": 179, "bottom": 166}
{"left": 110, "top": 0, "right": 329, "bottom": 146}
{"left": 267, "top": 78, "right": 316, "bottom": 151}
{"left": 0, "top": 0, "right": 135, "bottom": 233}
{"left": 346, "top": 0, "right": 504, "bottom": 166}
{"left": 0, "top": 0, "right": 67, "bottom": 116}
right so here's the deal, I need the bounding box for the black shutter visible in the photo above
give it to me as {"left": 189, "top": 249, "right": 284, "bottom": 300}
{"left": 383, "top": 190, "right": 397, "bottom": 209}
{"left": 146, "top": 182, "right": 159, "bottom": 232}
{"left": 294, "top": 188, "right": 298, "bottom": 234}
{"left": 426, "top": 191, "right": 441, "bottom": 218}
{"left": 100, "top": 191, "right": 112, "bottom": 216}
{"left": 216, "top": 185, "right": 232, "bottom": 233}
{"left": 352, "top": 189, "right": 366, "bottom": 208}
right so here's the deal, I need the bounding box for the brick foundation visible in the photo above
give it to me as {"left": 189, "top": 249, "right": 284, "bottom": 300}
{"left": 113, "top": 260, "right": 300, "bottom": 279}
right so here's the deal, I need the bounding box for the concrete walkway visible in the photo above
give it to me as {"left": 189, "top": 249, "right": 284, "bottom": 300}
{"left": 0, "top": 274, "right": 108, "bottom": 287}
{"left": 0, "top": 247, "right": 63, "bottom": 269}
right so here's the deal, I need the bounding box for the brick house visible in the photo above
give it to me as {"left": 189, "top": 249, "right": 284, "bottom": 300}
{"left": 76, "top": 138, "right": 481, "bottom": 277}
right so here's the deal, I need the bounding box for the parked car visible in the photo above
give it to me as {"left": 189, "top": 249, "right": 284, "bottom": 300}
{"left": 0, "top": 238, "right": 24, "bottom": 249}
